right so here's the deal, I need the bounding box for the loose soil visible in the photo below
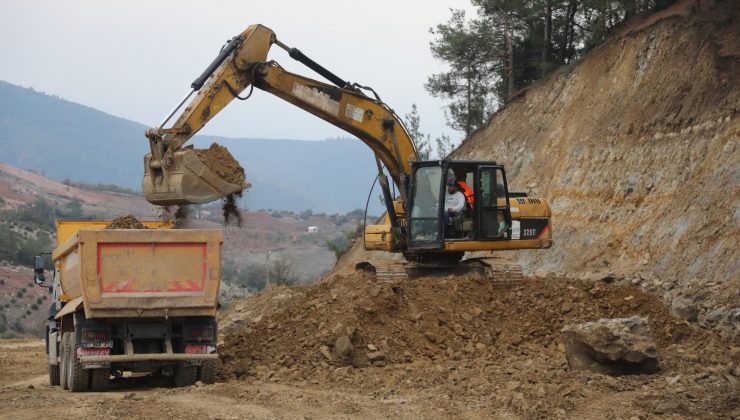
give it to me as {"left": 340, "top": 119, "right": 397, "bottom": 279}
{"left": 195, "top": 143, "right": 245, "bottom": 186}
{"left": 173, "top": 205, "right": 189, "bottom": 228}
{"left": 222, "top": 192, "right": 243, "bottom": 227}
{"left": 105, "top": 215, "right": 148, "bottom": 229}
{"left": 216, "top": 270, "right": 739, "bottom": 419}
{"left": 4, "top": 271, "right": 737, "bottom": 419}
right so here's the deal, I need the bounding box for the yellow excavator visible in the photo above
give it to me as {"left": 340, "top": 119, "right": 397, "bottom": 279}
{"left": 142, "top": 24, "right": 552, "bottom": 268}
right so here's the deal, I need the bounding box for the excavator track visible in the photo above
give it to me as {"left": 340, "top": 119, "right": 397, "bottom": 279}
{"left": 356, "top": 257, "right": 525, "bottom": 288}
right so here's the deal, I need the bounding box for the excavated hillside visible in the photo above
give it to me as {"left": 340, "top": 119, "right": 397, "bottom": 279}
{"left": 452, "top": 0, "right": 739, "bottom": 341}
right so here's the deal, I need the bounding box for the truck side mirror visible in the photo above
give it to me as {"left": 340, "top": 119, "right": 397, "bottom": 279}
{"left": 34, "top": 255, "right": 46, "bottom": 286}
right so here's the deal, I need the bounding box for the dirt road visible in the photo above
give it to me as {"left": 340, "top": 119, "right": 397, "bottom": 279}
{"left": 0, "top": 339, "right": 461, "bottom": 420}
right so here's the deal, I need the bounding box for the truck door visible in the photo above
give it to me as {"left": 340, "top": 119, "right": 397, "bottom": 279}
{"left": 477, "top": 166, "right": 511, "bottom": 239}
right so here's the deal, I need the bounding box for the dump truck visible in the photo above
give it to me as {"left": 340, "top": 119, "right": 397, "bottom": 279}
{"left": 34, "top": 220, "right": 223, "bottom": 391}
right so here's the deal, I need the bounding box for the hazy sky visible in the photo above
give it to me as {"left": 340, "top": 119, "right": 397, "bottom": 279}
{"left": 0, "top": 0, "right": 476, "bottom": 144}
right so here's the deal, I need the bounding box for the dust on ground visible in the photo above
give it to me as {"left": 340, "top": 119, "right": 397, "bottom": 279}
{"left": 105, "top": 215, "right": 148, "bottom": 229}
{"left": 194, "top": 143, "right": 245, "bottom": 186}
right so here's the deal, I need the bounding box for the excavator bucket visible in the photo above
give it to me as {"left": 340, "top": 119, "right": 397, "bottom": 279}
{"left": 142, "top": 148, "right": 250, "bottom": 206}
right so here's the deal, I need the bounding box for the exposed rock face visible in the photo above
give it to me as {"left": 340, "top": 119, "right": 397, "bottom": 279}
{"left": 562, "top": 316, "right": 660, "bottom": 375}
{"left": 451, "top": 5, "right": 739, "bottom": 340}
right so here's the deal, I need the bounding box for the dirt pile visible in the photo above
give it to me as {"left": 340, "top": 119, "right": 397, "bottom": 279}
{"left": 219, "top": 270, "right": 738, "bottom": 418}
{"left": 105, "top": 215, "right": 148, "bottom": 229}
{"left": 194, "top": 143, "right": 245, "bottom": 186}
{"left": 451, "top": 0, "right": 739, "bottom": 341}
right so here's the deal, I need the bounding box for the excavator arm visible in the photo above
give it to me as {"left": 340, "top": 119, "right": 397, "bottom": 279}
{"left": 144, "top": 24, "right": 417, "bottom": 220}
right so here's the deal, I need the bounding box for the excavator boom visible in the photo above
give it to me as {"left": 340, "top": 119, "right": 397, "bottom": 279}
{"left": 143, "top": 24, "right": 416, "bottom": 209}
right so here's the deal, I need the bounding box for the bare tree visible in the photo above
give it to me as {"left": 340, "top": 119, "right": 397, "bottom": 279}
{"left": 268, "top": 255, "right": 297, "bottom": 286}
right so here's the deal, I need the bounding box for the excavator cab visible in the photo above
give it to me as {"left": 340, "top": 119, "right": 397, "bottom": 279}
{"left": 406, "top": 160, "right": 519, "bottom": 252}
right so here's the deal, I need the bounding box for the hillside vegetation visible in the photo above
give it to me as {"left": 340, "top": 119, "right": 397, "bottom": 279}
{"left": 452, "top": 0, "right": 739, "bottom": 341}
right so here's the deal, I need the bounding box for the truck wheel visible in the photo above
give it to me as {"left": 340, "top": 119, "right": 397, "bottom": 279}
{"left": 90, "top": 369, "right": 109, "bottom": 391}
{"left": 198, "top": 360, "right": 217, "bottom": 385}
{"left": 60, "top": 333, "right": 71, "bottom": 390}
{"left": 48, "top": 363, "right": 60, "bottom": 386}
{"left": 173, "top": 363, "right": 198, "bottom": 387}
{"left": 67, "top": 336, "right": 89, "bottom": 392}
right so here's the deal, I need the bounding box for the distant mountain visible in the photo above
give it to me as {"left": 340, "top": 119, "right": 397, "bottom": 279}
{"left": 0, "top": 81, "right": 380, "bottom": 213}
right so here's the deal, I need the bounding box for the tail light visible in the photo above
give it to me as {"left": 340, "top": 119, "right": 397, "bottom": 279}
{"left": 186, "top": 326, "right": 214, "bottom": 342}
{"left": 81, "top": 329, "right": 112, "bottom": 347}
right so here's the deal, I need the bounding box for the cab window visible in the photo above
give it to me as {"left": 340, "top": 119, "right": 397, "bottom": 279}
{"left": 479, "top": 167, "right": 509, "bottom": 238}
{"left": 409, "top": 166, "right": 442, "bottom": 242}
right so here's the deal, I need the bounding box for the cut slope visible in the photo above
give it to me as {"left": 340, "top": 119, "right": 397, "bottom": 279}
{"left": 451, "top": 0, "right": 739, "bottom": 341}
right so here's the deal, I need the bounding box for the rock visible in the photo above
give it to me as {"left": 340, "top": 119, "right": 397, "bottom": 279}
{"left": 654, "top": 399, "right": 689, "bottom": 415}
{"left": 561, "top": 301, "right": 573, "bottom": 314}
{"left": 601, "top": 274, "right": 616, "bottom": 283}
{"left": 367, "top": 351, "right": 386, "bottom": 362}
{"left": 320, "top": 345, "right": 335, "bottom": 360}
{"left": 562, "top": 316, "right": 660, "bottom": 375}
{"left": 424, "top": 332, "right": 439, "bottom": 343}
{"left": 334, "top": 336, "right": 353, "bottom": 358}
{"left": 366, "top": 343, "right": 378, "bottom": 352}
{"left": 671, "top": 296, "right": 699, "bottom": 322}
{"left": 367, "top": 285, "right": 381, "bottom": 297}
{"left": 730, "top": 347, "right": 740, "bottom": 362}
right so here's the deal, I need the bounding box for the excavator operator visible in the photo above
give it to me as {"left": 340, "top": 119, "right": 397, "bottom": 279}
{"left": 444, "top": 177, "right": 466, "bottom": 228}
{"left": 456, "top": 179, "right": 474, "bottom": 209}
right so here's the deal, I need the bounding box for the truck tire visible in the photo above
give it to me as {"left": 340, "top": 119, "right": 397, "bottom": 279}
{"left": 67, "top": 335, "right": 89, "bottom": 392}
{"left": 198, "top": 360, "right": 217, "bottom": 385}
{"left": 173, "top": 363, "right": 198, "bottom": 387}
{"left": 60, "top": 332, "right": 71, "bottom": 390}
{"left": 48, "top": 362, "right": 60, "bottom": 386}
{"left": 90, "top": 368, "right": 109, "bottom": 391}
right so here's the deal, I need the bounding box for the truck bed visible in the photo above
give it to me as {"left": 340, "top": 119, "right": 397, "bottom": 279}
{"left": 53, "top": 228, "right": 223, "bottom": 318}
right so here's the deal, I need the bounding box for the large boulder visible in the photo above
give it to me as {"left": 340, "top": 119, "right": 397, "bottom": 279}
{"left": 562, "top": 316, "right": 659, "bottom": 375}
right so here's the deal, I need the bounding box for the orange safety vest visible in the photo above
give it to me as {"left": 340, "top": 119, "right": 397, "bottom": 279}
{"left": 456, "top": 180, "right": 474, "bottom": 209}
